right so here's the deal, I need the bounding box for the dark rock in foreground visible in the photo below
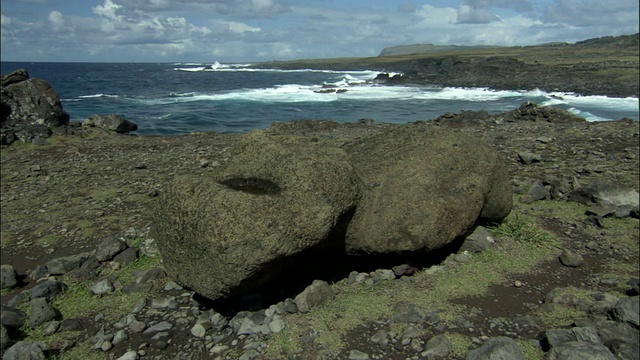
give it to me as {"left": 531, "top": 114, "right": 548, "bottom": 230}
{"left": 1, "top": 71, "right": 69, "bottom": 129}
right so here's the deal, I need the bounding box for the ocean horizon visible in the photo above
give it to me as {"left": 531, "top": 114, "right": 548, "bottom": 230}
{"left": 2, "top": 61, "right": 638, "bottom": 135}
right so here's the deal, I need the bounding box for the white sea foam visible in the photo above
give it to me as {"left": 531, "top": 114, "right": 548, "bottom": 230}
{"left": 130, "top": 79, "right": 639, "bottom": 122}
{"left": 174, "top": 66, "right": 207, "bottom": 72}
{"left": 78, "top": 93, "right": 120, "bottom": 99}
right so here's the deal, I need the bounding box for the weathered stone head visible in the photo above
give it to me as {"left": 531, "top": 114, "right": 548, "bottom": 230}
{"left": 152, "top": 124, "right": 513, "bottom": 300}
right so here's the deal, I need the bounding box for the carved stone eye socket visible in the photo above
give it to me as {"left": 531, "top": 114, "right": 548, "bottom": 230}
{"left": 218, "top": 177, "right": 282, "bottom": 195}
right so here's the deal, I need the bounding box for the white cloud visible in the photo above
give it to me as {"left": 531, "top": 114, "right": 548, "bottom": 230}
{"left": 226, "top": 21, "right": 261, "bottom": 34}
{"left": 92, "top": 0, "right": 123, "bottom": 20}
{"left": 1, "top": 13, "right": 12, "bottom": 27}
{"left": 413, "top": 4, "right": 458, "bottom": 27}
{"left": 457, "top": 5, "right": 501, "bottom": 24}
{"left": 48, "top": 11, "right": 64, "bottom": 26}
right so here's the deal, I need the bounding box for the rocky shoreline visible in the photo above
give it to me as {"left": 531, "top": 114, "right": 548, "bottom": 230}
{"left": 1, "top": 66, "right": 639, "bottom": 359}
{"left": 1, "top": 107, "right": 639, "bottom": 359}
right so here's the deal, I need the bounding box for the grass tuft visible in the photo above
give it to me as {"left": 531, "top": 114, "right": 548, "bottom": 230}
{"left": 488, "top": 213, "right": 562, "bottom": 249}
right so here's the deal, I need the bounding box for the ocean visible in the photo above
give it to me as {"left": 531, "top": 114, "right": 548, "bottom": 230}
{"left": 2, "top": 61, "right": 638, "bottom": 135}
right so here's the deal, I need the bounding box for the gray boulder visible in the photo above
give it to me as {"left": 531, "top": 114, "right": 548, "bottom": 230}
{"left": 569, "top": 182, "right": 639, "bottom": 208}
{"left": 152, "top": 132, "right": 361, "bottom": 299}
{"left": 28, "top": 298, "right": 60, "bottom": 328}
{"left": 0, "top": 77, "right": 69, "bottom": 128}
{"left": 613, "top": 296, "right": 639, "bottom": 328}
{"left": 459, "top": 226, "right": 496, "bottom": 253}
{"left": 343, "top": 125, "right": 511, "bottom": 253}
{"left": 1, "top": 69, "right": 30, "bottom": 87}
{"left": 294, "top": 280, "right": 334, "bottom": 313}
{"left": 95, "top": 237, "right": 127, "bottom": 262}
{"left": 1, "top": 307, "right": 25, "bottom": 330}
{"left": 546, "top": 341, "right": 617, "bottom": 360}
{"left": 82, "top": 114, "right": 138, "bottom": 134}
{"left": 3, "top": 341, "right": 47, "bottom": 360}
{"left": 466, "top": 336, "right": 524, "bottom": 360}
{"left": 1, "top": 324, "right": 10, "bottom": 350}
{"left": 1, "top": 264, "right": 18, "bottom": 289}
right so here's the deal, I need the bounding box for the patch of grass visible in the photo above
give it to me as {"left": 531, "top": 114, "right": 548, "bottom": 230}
{"left": 517, "top": 339, "right": 544, "bottom": 360}
{"left": 535, "top": 305, "right": 588, "bottom": 328}
{"left": 407, "top": 237, "right": 558, "bottom": 310}
{"left": 51, "top": 340, "right": 107, "bottom": 360}
{"left": 270, "top": 284, "right": 393, "bottom": 357}
{"left": 488, "top": 213, "right": 562, "bottom": 249}
{"left": 37, "top": 234, "right": 60, "bottom": 246}
{"left": 595, "top": 216, "right": 640, "bottom": 252}
{"left": 445, "top": 332, "right": 472, "bottom": 358}
{"left": 525, "top": 199, "right": 589, "bottom": 225}
{"left": 51, "top": 255, "right": 162, "bottom": 322}
{"left": 264, "top": 329, "right": 303, "bottom": 359}
{"left": 88, "top": 188, "right": 119, "bottom": 202}
{"left": 113, "top": 255, "right": 163, "bottom": 285}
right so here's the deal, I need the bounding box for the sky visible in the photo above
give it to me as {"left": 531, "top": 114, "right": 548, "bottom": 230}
{"left": 1, "top": 0, "right": 638, "bottom": 63}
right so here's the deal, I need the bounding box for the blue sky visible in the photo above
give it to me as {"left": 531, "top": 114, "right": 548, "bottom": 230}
{"left": 1, "top": 0, "right": 638, "bottom": 62}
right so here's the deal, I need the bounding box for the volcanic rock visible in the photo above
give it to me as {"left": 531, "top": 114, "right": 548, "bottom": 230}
{"left": 343, "top": 124, "right": 511, "bottom": 253}
{"left": 0, "top": 77, "right": 69, "bottom": 128}
{"left": 83, "top": 114, "right": 138, "bottom": 134}
{"left": 152, "top": 131, "right": 361, "bottom": 299}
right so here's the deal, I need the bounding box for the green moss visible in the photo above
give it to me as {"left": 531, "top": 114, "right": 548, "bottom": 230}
{"left": 488, "top": 213, "right": 562, "bottom": 249}
{"left": 264, "top": 328, "right": 303, "bottom": 359}
{"left": 271, "top": 284, "right": 393, "bottom": 356}
{"left": 517, "top": 339, "right": 544, "bottom": 360}
{"left": 535, "top": 306, "right": 588, "bottom": 328}
{"left": 445, "top": 332, "right": 472, "bottom": 358}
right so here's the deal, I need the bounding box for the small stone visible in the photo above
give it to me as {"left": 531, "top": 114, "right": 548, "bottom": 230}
{"left": 101, "top": 340, "right": 113, "bottom": 352}
{"left": 117, "top": 350, "right": 138, "bottom": 360}
{"left": 90, "top": 279, "right": 114, "bottom": 295}
{"left": 41, "top": 321, "right": 61, "bottom": 337}
{"left": 283, "top": 298, "right": 298, "bottom": 313}
{"left": 130, "top": 298, "right": 146, "bottom": 314}
{"left": 0, "top": 265, "right": 18, "bottom": 289}
{"left": 268, "top": 318, "right": 285, "bottom": 334}
{"left": 422, "top": 334, "right": 451, "bottom": 359}
{"left": 113, "top": 329, "right": 128, "bottom": 345}
{"left": 518, "top": 152, "right": 542, "bottom": 165}
{"left": 95, "top": 237, "right": 127, "bottom": 262}
{"left": 211, "top": 344, "right": 229, "bottom": 354}
{"left": 163, "top": 281, "right": 183, "bottom": 291}
{"left": 191, "top": 323, "right": 206, "bottom": 338}
{"left": 348, "top": 349, "right": 370, "bottom": 360}
{"left": 135, "top": 163, "right": 147, "bottom": 170}
{"left": 143, "top": 321, "right": 173, "bottom": 334}
{"left": 294, "top": 280, "right": 334, "bottom": 313}
{"left": 559, "top": 249, "right": 584, "bottom": 267}
{"left": 29, "top": 298, "right": 60, "bottom": 329}
{"left": 370, "top": 329, "right": 388, "bottom": 346}
{"left": 129, "top": 318, "right": 147, "bottom": 333}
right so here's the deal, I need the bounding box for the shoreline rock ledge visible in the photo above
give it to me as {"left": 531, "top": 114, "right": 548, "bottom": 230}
{"left": 152, "top": 124, "right": 512, "bottom": 300}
